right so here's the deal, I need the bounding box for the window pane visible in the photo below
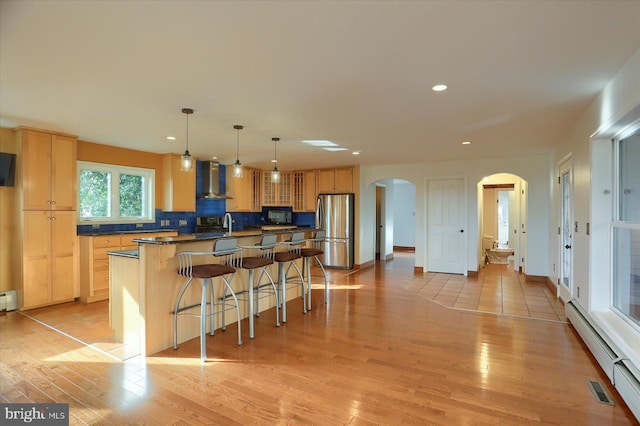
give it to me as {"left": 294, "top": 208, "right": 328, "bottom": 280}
{"left": 79, "top": 170, "right": 110, "bottom": 218}
{"left": 120, "top": 174, "right": 143, "bottom": 217}
{"left": 613, "top": 227, "right": 640, "bottom": 327}
{"left": 619, "top": 131, "right": 640, "bottom": 222}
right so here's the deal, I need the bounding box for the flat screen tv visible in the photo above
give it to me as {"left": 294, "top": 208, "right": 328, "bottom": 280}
{"left": 0, "top": 152, "right": 16, "bottom": 187}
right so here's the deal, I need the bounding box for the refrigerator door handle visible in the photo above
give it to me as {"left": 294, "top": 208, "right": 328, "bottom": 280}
{"left": 315, "top": 197, "right": 323, "bottom": 229}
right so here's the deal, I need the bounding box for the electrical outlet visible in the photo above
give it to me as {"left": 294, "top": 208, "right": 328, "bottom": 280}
{"left": 179, "top": 219, "right": 187, "bottom": 226}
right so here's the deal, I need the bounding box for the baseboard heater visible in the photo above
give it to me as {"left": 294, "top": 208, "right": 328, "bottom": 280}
{"left": 0, "top": 290, "right": 17, "bottom": 311}
{"left": 566, "top": 300, "right": 640, "bottom": 420}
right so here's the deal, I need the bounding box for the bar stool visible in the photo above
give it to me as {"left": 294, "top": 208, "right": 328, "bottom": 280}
{"left": 173, "top": 238, "right": 242, "bottom": 362}
{"left": 237, "top": 234, "right": 280, "bottom": 339}
{"left": 275, "top": 231, "right": 306, "bottom": 323}
{"left": 300, "top": 230, "right": 328, "bottom": 309}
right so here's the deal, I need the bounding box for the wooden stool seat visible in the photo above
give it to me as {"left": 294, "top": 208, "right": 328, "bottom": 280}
{"left": 300, "top": 248, "right": 323, "bottom": 257}
{"left": 274, "top": 251, "right": 301, "bottom": 263}
{"left": 180, "top": 264, "right": 236, "bottom": 279}
{"left": 240, "top": 256, "right": 273, "bottom": 270}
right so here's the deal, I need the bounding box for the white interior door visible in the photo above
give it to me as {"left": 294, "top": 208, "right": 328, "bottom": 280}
{"left": 559, "top": 158, "right": 573, "bottom": 302}
{"left": 427, "top": 178, "right": 466, "bottom": 274}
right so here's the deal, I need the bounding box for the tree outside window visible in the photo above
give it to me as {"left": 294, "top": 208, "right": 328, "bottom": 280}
{"left": 78, "top": 162, "right": 154, "bottom": 224}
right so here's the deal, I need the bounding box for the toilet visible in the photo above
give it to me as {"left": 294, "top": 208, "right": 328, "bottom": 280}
{"left": 483, "top": 235, "right": 513, "bottom": 264}
{"left": 486, "top": 247, "right": 514, "bottom": 264}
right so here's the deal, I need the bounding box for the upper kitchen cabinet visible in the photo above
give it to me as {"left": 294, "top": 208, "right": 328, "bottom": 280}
{"left": 162, "top": 153, "right": 195, "bottom": 212}
{"left": 317, "top": 167, "right": 353, "bottom": 193}
{"left": 292, "top": 170, "right": 317, "bottom": 212}
{"left": 262, "top": 171, "right": 292, "bottom": 206}
{"left": 226, "top": 167, "right": 261, "bottom": 212}
{"left": 15, "top": 127, "right": 77, "bottom": 211}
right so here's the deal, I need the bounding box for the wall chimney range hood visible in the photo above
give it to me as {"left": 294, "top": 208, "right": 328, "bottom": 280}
{"left": 198, "top": 160, "right": 232, "bottom": 199}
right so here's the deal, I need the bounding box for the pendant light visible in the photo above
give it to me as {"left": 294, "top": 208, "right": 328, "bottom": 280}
{"left": 180, "top": 108, "right": 194, "bottom": 171}
{"left": 232, "top": 125, "right": 244, "bottom": 178}
{"left": 271, "top": 137, "right": 280, "bottom": 182}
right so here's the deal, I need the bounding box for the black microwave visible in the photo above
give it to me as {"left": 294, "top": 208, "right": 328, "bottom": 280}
{"left": 267, "top": 209, "right": 292, "bottom": 225}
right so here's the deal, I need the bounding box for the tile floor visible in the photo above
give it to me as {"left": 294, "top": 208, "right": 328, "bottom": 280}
{"left": 400, "top": 255, "right": 567, "bottom": 322}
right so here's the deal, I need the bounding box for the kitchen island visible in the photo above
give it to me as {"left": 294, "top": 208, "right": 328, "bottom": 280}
{"left": 108, "top": 229, "right": 311, "bottom": 357}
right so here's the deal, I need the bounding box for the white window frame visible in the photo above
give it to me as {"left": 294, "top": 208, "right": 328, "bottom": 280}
{"left": 611, "top": 120, "right": 640, "bottom": 331}
{"left": 77, "top": 161, "right": 155, "bottom": 225}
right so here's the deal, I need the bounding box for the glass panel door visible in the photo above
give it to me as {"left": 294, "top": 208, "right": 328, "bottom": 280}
{"left": 559, "top": 159, "right": 573, "bottom": 302}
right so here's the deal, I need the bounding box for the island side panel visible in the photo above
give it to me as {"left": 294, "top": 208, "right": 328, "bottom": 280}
{"left": 109, "top": 254, "right": 142, "bottom": 355}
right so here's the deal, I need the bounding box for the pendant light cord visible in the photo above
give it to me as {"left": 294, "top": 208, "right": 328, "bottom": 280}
{"left": 272, "top": 137, "right": 280, "bottom": 173}
{"left": 236, "top": 127, "right": 240, "bottom": 161}
{"left": 185, "top": 113, "right": 189, "bottom": 152}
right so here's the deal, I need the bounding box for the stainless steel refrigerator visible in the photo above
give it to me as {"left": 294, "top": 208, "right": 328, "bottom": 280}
{"left": 316, "top": 193, "right": 354, "bottom": 269}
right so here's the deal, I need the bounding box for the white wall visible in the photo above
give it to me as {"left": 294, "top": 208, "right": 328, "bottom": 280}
{"left": 392, "top": 180, "right": 416, "bottom": 248}
{"left": 357, "top": 48, "right": 639, "bottom": 281}
{"left": 550, "top": 47, "right": 640, "bottom": 310}
{"left": 359, "top": 153, "right": 551, "bottom": 275}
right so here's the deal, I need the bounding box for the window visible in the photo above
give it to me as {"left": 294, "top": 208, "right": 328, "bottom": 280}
{"left": 612, "top": 126, "right": 640, "bottom": 328}
{"left": 78, "top": 161, "right": 155, "bottom": 224}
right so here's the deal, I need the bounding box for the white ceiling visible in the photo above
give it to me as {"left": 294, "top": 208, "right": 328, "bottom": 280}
{"left": 1, "top": 1, "right": 639, "bottom": 171}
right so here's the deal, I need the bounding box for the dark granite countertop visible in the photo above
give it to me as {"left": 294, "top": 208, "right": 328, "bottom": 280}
{"left": 134, "top": 228, "right": 313, "bottom": 245}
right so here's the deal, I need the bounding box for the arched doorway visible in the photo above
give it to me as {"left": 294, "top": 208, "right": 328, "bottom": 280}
{"left": 477, "top": 173, "right": 528, "bottom": 273}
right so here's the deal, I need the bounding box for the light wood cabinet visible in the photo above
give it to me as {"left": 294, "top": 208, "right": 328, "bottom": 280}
{"left": 262, "top": 171, "right": 292, "bottom": 206}
{"left": 13, "top": 127, "right": 79, "bottom": 311}
{"left": 17, "top": 128, "right": 77, "bottom": 211}
{"left": 20, "top": 211, "right": 77, "bottom": 309}
{"left": 223, "top": 166, "right": 352, "bottom": 210}
{"left": 317, "top": 167, "right": 353, "bottom": 193}
{"left": 79, "top": 231, "right": 177, "bottom": 303}
{"left": 226, "top": 167, "right": 261, "bottom": 212}
{"left": 292, "top": 170, "right": 317, "bottom": 212}
{"left": 163, "top": 154, "right": 195, "bottom": 212}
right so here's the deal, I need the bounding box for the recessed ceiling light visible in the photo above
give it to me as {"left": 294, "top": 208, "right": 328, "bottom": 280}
{"left": 462, "top": 141, "right": 471, "bottom": 145}
{"left": 323, "top": 147, "right": 349, "bottom": 152}
{"left": 302, "top": 140, "right": 337, "bottom": 147}
{"left": 352, "top": 151, "right": 361, "bottom": 155}
{"left": 166, "top": 136, "right": 176, "bottom": 140}
{"left": 432, "top": 84, "right": 448, "bottom": 92}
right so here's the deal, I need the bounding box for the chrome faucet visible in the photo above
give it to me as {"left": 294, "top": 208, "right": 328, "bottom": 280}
{"left": 223, "top": 212, "right": 233, "bottom": 235}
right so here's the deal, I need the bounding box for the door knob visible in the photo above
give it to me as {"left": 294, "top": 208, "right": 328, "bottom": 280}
{"left": 565, "top": 245, "right": 572, "bottom": 249}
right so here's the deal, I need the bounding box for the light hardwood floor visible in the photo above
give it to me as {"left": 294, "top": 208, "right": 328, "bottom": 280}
{"left": 1, "top": 253, "right": 637, "bottom": 425}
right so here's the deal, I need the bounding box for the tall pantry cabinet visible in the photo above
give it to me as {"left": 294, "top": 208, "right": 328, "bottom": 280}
{"left": 13, "top": 127, "right": 79, "bottom": 310}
